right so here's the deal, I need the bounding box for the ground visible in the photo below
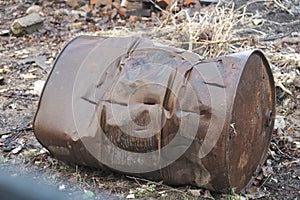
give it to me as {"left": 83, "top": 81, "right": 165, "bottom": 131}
{"left": 0, "top": 0, "right": 299, "bottom": 199}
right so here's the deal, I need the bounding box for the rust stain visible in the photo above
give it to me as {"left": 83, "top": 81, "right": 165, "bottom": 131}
{"left": 238, "top": 151, "right": 249, "bottom": 169}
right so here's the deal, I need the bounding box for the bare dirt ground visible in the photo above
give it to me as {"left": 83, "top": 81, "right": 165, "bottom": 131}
{"left": 0, "top": 0, "right": 299, "bottom": 199}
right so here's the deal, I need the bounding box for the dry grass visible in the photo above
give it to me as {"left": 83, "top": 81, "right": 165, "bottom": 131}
{"left": 152, "top": 3, "right": 246, "bottom": 57}
{"left": 90, "top": 1, "right": 299, "bottom": 97}
{"left": 91, "top": 2, "right": 250, "bottom": 57}
{"left": 91, "top": 2, "right": 270, "bottom": 56}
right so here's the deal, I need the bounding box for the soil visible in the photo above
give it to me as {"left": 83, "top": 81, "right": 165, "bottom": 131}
{"left": 0, "top": 0, "right": 299, "bottom": 199}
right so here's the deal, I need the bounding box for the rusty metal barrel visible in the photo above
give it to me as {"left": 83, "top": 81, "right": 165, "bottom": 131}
{"left": 33, "top": 36, "right": 275, "bottom": 192}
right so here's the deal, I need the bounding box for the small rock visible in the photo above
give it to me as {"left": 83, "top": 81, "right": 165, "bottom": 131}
{"left": 68, "top": 22, "right": 83, "bottom": 30}
{"left": 1, "top": 134, "right": 10, "bottom": 139}
{"left": 12, "top": 146, "right": 22, "bottom": 154}
{"left": 33, "top": 80, "right": 46, "bottom": 96}
{"left": 39, "top": 147, "right": 49, "bottom": 154}
{"left": 11, "top": 13, "right": 43, "bottom": 36}
{"left": 20, "top": 73, "right": 37, "bottom": 79}
{"left": 71, "top": 10, "right": 87, "bottom": 17}
{"left": 126, "top": 194, "right": 135, "bottom": 199}
{"left": 188, "top": 189, "right": 201, "bottom": 197}
{"left": 0, "top": 76, "right": 4, "bottom": 85}
{"left": 66, "top": 0, "right": 79, "bottom": 7}
{"left": 26, "top": 5, "right": 42, "bottom": 14}
{"left": 266, "top": 159, "right": 272, "bottom": 166}
{"left": 54, "top": 9, "right": 70, "bottom": 16}
{"left": 66, "top": 0, "right": 88, "bottom": 8}
{"left": 252, "top": 18, "right": 263, "bottom": 26}
{"left": 59, "top": 184, "right": 66, "bottom": 191}
{"left": 9, "top": 103, "right": 17, "bottom": 109}
{"left": 95, "top": 0, "right": 112, "bottom": 8}
{"left": 294, "top": 141, "right": 300, "bottom": 149}
{"left": 274, "top": 115, "right": 285, "bottom": 130}
{"left": 0, "top": 30, "right": 10, "bottom": 36}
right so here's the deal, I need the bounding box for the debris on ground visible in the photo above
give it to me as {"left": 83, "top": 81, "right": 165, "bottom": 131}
{"left": 11, "top": 13, "right": 44, "bottom": 36}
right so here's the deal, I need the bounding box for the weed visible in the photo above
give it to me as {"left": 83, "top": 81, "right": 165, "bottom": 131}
{"left": 225, "top": 188, "right": 247, "bottom": 200}
{"left": 83, "top": 190, "right": 94, "bottom": 200}
{"left": 0, "top": 155, "right": 5, "bottom": 164}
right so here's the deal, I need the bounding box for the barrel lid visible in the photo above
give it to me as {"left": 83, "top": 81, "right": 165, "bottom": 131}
{"left": 227, "top": 50, "right": 275, "bottom": 191}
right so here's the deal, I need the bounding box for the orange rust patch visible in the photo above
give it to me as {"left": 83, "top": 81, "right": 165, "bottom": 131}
{"left": 238, "top": 151, "right": 249, "bottom": 169}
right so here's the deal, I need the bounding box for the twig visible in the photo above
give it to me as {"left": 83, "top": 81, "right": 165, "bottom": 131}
{"left": 271, "top": 142, "right": 296, "bottom": 159}
{"left": 0, "top": 120, "right": 33, "bottom": 137}
{"left": 236, "top": 0, "right": 273, "bottom": 12}
{"left": 188, "top": 29, "right": 293, "bottom": 49}
{"left": 18, "top": 57, "right": 49, "bottom": 72}
{"left": 0, "top": 92, "right": 38, "bottom": 101}
{"left": 259, "top": 174, "right": 271, "bottom": 189}
{"left": 264, "top": 19, "right": 281, "bottom": 26}
{"left": 264, "top": 19, "right": 300, "bottom": 27}
{"left": 194, "top": 38, "right": 248, "bottom": 45}
{"left": 184, "top": 9, "right": 194, "bottom": 51}
{"left": 264, "top": 183, "right": 278, "bottom": 191}
{"left": 276, "top": 81, "right": 293, "bottom": 96}
{"left": 274, "top": 37, "right": 300, "bottom": 45}
{"left": 236, "top": 0, "right": 293, "bottom": 16}
{"left": 273, "top": 0, "right": 294, "bottom": 16}
{"left": 259, "top": 30, "right": 293, "bottom": 42}
{"left": 281, "top": 19, "right": 300, "bottom": 26}
{"left": 126, "top": 176, "right": 187, "bottom": 194}
{"left": 128, "top": 176, "right": 143, "bottom": 187}
{"left": 148, "top": 0, "right": 169, "bottom": 14}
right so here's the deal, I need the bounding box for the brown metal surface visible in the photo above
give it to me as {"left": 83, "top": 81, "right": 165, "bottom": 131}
{"left": 33, "top": 36, "right": 275, "bottom": 192}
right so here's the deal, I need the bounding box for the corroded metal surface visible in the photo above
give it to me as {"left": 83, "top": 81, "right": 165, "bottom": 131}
{"left": 33, "top": 36, "right": 275, "bottom": 192}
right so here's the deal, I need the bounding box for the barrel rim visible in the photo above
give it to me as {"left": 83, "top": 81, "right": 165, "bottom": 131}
{"left": 226, "top": 49, "right": 275, "bottom": 192}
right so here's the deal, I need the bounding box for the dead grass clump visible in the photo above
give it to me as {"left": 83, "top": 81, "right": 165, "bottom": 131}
{"left": 86, "top": 1, "right": 299, "bottom": 99}
{"left": 152, "top": 3, "right": 247, "bottom": 58}
{"left": 91, "top": 3, "right": 250, "bottom": 58}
